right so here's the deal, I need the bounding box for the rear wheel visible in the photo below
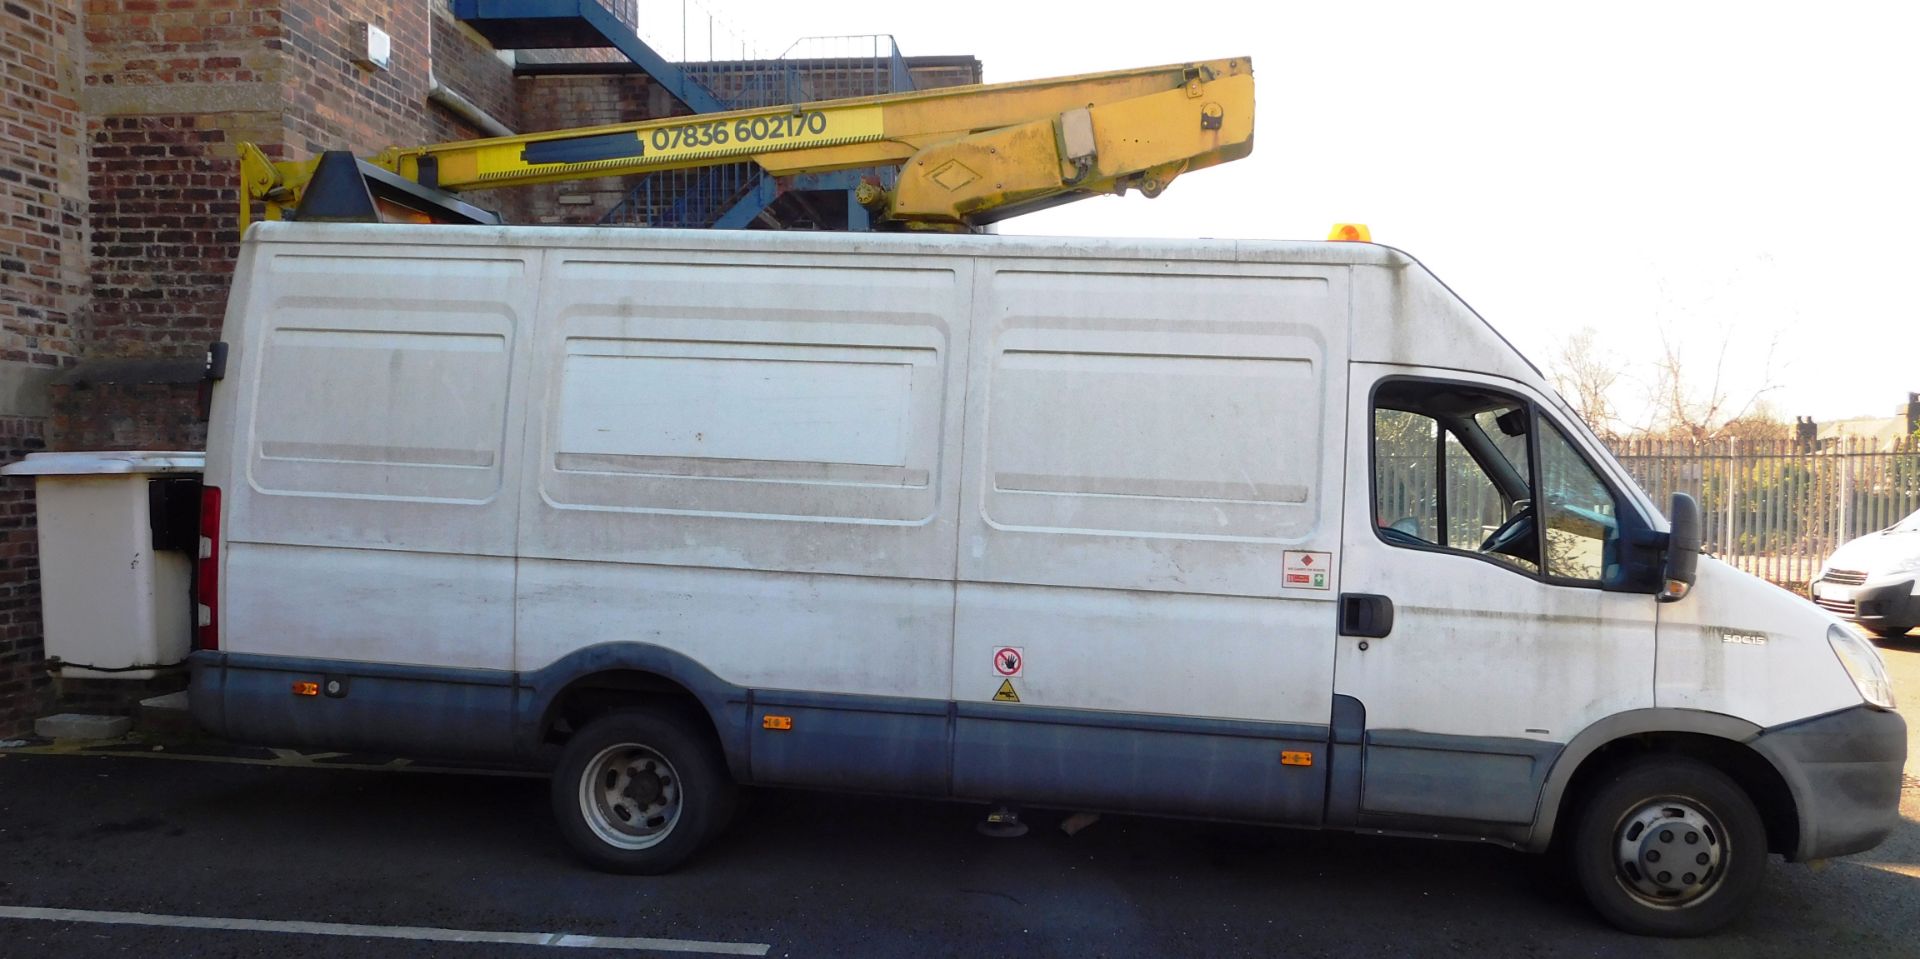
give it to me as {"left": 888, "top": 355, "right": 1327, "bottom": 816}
{"left": 551, "top": 709, "right": 735, "bottom": 874}
{"left": 1865, "top": 625, "right": 1912, "bottom": 640}
{"left": 1571, "top": 756, "right": 1766, "bottom": 937}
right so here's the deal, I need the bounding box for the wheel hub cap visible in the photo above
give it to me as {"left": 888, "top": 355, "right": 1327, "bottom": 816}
{"left": 579, "top": 743, "right": 682, "bottom": 850}
{"left": 1616, "top": 800, "right": 1723, "bottom": 906}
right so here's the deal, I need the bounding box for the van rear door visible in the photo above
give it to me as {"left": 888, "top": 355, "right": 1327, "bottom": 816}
{"left": 220, "top": 239, "right": 535, "bottom": 673}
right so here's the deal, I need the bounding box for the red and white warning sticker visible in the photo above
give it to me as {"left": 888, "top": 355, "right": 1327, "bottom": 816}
{"left": 1282, "top": 550, "right": 1333, "bottom": 590}
{"left": 992, "top": 646, "right": 1024, "bottom": 677}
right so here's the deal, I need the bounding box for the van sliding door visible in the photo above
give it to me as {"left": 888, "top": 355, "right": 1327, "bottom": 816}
{"left": 947, "top": 258, "right": 1349, "bottom": 824}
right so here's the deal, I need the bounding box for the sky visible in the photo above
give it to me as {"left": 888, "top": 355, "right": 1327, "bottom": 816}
{"left": 640, "top": 0, "right": 1918, "bottom": 424}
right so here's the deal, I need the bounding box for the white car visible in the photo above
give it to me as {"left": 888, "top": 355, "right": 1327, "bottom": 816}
{"left": 1812, "top": 508, "right": 1920, "bottom": 639}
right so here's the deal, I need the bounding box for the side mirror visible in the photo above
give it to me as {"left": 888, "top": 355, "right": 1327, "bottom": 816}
{"left": 1661, "top": 492, "right": 1701, "bottom": 602}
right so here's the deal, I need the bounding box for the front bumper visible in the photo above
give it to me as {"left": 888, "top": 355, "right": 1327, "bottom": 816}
{"left": 1853, "top": 577, "right": 1920, "bottom": 632}
{"left": 1751, "top": 704, "right": 1907, "bottom": 861}
{"left": 1813, "top": 574, "right": 1919, "bottom": 632}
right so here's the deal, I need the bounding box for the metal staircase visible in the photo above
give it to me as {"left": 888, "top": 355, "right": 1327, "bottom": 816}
{"left": 450, "top": 0, "right": 725, "bottom": 114}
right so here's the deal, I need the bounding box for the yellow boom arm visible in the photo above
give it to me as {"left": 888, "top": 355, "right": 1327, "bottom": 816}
{"left": 239, "top": 56, "right": 1252, "bottom": 230}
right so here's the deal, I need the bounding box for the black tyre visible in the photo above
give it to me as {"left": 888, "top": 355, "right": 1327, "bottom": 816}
{"left": 550, "top": 709, "right": 736, "bottom": 874}
{"left": 1571, "top": 756, "right": 1767, "bottom": 937}
{"left": 1865, "top": 625, "right": 1912, "bottom": 640}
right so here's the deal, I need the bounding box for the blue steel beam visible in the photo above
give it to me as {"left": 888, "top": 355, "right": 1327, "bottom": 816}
{"left": 710, "top": 176, "right": 779, "bottom": 230}
{"left": 451, "top": 0, "right": 725, "bottom": 114}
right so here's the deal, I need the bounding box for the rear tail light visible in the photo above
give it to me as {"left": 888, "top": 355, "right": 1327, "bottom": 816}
{"left": 196, "top": 485, "right": 221, "bottom": 650}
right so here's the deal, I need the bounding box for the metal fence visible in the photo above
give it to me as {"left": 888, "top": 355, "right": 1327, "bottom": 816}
{"left": 1610, "top": 438, "right": 1920, "bottom": 586}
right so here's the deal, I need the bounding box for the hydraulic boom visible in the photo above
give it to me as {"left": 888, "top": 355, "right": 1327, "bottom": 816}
{"left": 239, "top": 57, "right": 1253, "bottom": 231}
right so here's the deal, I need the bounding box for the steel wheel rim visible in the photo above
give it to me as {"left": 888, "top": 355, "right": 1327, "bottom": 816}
{"left": 578, "top": 742, "right": 682, "bottom": 850}
{"left": 1611, "top": 795, "right": 1727, "bottom": 909}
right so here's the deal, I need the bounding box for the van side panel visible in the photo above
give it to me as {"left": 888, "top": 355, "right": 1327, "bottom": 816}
{"left": 948, "top": 260, "right": 1350, "bottom": 823}
{"left": 220, "top": 245, "right": 537, "bottom": 671}
{"left": 515, "top": 249, "right": 971, "bottom": 720}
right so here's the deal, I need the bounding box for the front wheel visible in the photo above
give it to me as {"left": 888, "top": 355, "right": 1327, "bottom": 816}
{"left": 550, "top": 709, "right": 736, "bottom": 874}
{"left": 1571, "top": 756, "right": 1767, "bottom": 937}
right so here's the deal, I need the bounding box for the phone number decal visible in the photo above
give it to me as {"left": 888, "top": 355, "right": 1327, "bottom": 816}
{"left": 650, "top": 111, "right": 832, "bottom": 151}
{"left": 477, "top": 105, "right": 883, "bottom": 182}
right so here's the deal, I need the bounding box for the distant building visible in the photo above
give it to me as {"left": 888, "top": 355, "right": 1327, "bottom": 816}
{"left": 1813, "top": 393, "right": 1920, "bottom": 451}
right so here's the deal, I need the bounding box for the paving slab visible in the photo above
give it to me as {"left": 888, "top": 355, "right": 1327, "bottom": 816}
{"left": 32, "top": 713, "right": 131, "bottom": 741}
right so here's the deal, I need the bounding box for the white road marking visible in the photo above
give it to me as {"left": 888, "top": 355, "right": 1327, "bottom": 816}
{"left": 1858, "top": 861, "right": 1920, "bottom": 879}
{"left": 0, "top": 905, "right": 771, "bottom": 955}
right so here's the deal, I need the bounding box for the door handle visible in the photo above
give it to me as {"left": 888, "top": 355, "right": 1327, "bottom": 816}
{"left": 1339, "top": 593, "right": 1394, "bottom": 638}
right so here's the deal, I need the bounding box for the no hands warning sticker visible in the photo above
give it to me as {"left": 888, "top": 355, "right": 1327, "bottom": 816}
{"left": 1282, "top": 550, "right": 1332, "bottom": 590}
{"left": 993, "top": 646, "right": 1024, "bottom": 677}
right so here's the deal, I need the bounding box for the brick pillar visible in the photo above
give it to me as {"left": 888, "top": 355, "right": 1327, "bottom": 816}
{"left": 0, "top": 0, "right": 87, "bottom": 737}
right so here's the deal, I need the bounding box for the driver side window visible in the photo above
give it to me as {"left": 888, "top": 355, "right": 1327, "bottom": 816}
{"left": 1371, "top": 382, "right": 1539, "bottom": 574}
{"left": 1372, "top": 403, "right": 1538, "bottom": 573}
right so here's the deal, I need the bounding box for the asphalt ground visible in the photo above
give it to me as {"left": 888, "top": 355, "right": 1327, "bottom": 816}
{"left": 1, "top": 629, "right": 1916, "bottom": 959}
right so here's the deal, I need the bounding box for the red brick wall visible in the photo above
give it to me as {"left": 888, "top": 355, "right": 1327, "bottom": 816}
{"left": 1, "top": 0, "right": 86, "bottom": 736}
{"left": 429, "top": 12, "right": 518, "bottom": 140}
{"left": 2, "top": 0, "right": 85, "bottom": 365}
{"left": 279, "top": 0, "right": 430, "bottom": 154}
{"left": 80, "top": 0, "right": 281, "bottom": 88}
{"left": 0, "top": 416, "right": 50, "bottom": 737}
{"left": 48, "top": 374, "right": 205, "bottom": 450}
{"left": 83, "top": 115, "right": 240, "bottom": 357}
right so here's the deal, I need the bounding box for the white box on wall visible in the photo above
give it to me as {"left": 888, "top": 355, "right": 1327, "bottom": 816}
{"left": 354, "top": 23, "right": 391, "bottom": 72}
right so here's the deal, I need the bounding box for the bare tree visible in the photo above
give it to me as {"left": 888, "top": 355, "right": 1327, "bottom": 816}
{"left": 1548, "top": 327, "right": 1625, "bottom": 440}
{"left": 1648, "top": 328, "right": 1784, "bottom": 443}
{"left": 1719, "top": 398, "right": 1791, "bottom": 442}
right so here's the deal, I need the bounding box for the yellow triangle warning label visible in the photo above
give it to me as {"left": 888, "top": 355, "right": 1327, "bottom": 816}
{"left": 993, "top": 678, "right": 1020, "bottom": 703}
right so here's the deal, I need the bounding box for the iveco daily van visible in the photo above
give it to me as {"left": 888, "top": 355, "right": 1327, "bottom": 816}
{"left": 189, "top": 222, "right": 1905, "bottom": 937}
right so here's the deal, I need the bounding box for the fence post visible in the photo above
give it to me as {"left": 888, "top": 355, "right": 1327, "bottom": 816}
{"left": 1838, "top": 443, "right": 1853, "bottom": 542}
{"left": 1724, "top": 437, "right": 1738, "bottom": 562}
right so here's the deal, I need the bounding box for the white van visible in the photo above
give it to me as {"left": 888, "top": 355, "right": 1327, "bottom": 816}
{"left": 189, "top": 221, "right": 1904, "bottom": 937}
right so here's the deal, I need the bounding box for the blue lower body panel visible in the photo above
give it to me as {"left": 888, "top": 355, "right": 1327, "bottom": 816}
{"left": 749, "top": 692, "right": 949, "bottom": 796}
{"left": 192, "top": 651, "right": 517, "bottom": 762}
{"left": 195, "top": 648, "right": 1335, "bottom": 827}
{"left": 951, "top": 704, "right": 1328, "bottom": 822}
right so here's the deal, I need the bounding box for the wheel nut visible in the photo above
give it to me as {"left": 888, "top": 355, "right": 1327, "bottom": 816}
{"left": 1660, "top": 830, "right": 1674, "bottom": 842}
{"left": 1686, "top": 831, "right": 1698, "bottom": 844}
{"left": 1658, "top": 871, "right": 1672, "bottom": 884}
{"left": 1697, "top": 852, "right": 1709, "bottom": 865}
{"left": 1683, "top": 873, "right": 1697, "bottom": 885}
{"left": 1647, "top": 850, "right": 1661, "bottom": 862}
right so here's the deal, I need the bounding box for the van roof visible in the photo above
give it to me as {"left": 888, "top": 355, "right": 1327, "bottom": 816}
{"left": 244, "top": 221, "right": 1414, "bottom": 268}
